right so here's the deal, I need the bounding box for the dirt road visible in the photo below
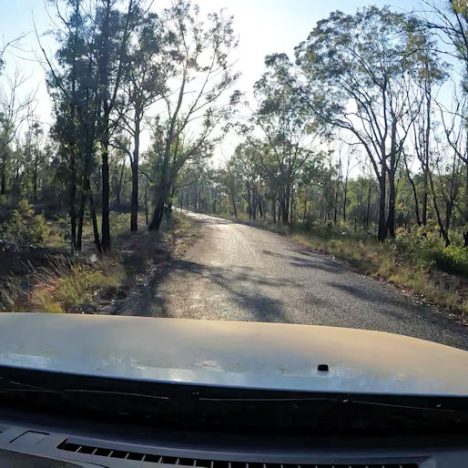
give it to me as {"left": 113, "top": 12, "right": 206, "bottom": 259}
{"left": 119, "top": 212, "right": 468, "bottom": 350}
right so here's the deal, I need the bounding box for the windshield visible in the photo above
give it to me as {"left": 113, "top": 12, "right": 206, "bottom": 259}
{"left": 0, "top": 0, "right": 467, "bottom": 428}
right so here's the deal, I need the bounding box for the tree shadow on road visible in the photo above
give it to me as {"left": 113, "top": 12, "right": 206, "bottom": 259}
{"left": 160, "top": 259, "right": 291, "bottom": 323}
{"left": 327, "top": 280, "right": 468, "bottom": 349}
{"left": 262, "top": 249, "right": 345, "bottom": 275}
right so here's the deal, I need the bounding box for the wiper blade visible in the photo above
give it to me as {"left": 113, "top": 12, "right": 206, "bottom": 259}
{"left": 0, "top": 378, "right": 59, "bottom": 394}
{"left": 63, "top": 389, "right": 170, "bottom": 400}
{"left": 198, "top": 394, "right": 466, "bottom": 415}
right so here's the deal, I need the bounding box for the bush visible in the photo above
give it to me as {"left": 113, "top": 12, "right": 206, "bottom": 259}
{"left": 393, "top": 226, "right": 441, "bottom": 266}
{"left": 53, "top": 264, "right": 107, "bottom": 312}
{"left": 31, "top": 261, "right": 122, "bottom": 313}
{"left": 0, "top": 200, "right": 50, "bottom": 247}
{"left": 434, "top": 245, "right": 468, "bottom": 278}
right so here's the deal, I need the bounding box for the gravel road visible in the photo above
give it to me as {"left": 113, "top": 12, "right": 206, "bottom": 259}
{"left": 128, "top": 212, "right": 468, "bottom": 350}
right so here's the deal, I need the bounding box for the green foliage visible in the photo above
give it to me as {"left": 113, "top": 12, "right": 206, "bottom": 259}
{"left": 393, "top": 228, "right": 468, "bottom": 278}
{"left": 31, "top": 260, "right": 122, "bottom": 313}
{"left": 434, "top": 245, "right": 468, "bottom": 278}
{"left": 393, "top": 227, "right": 441, "bottom": 265}
{"left": 52, "top": 264, "right": 107, "bottom": 312}
{"left": 1, "top": 200, "right": 50, "bottom": 247}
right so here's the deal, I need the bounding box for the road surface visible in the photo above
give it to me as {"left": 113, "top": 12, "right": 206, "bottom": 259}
{"left": 122, "top": 212, "right": 468, "bottom": 350}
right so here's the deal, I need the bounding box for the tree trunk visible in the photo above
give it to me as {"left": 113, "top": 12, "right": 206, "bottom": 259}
{"left": 89, "top": 190, "right": 102, "bottom": 253}
{"left": 0, "top": 154, "right": 7, "bottom": 195}
{"left": 405, "top": 156, "right": 421, "bottom": 227}
{"left": 69, "top": 148, "right": 77, "bottom": 254}
{"left": 464, "top": 162, "right": 468, "bottom": 247}
{"left": 421, "top": 168, "right": 428, "bottom": 226}
{"left": 130, "top": 161, "right": 138, "bottom": 231}
{"left": 101, "top": 127, "right": 111, "bottom": 252}
{"left": 144, "top": 183, "right": 149, "bottom": 226}
{"left": 377, "top": 175, "right": 387, "bottom": 242}
{"left": 116, "top": 157, "right": 125, "bottom": 206}
{"left": 33, "top": 156, "right": 38, "bottom": 202}
{"left": 149, "top": 201, "right": 165, "bottom": 231}
{"left": 428, "top": 165, "right": 450, "bottom": 246}
{"left": 387, "top": 169, "right": 396, "bottom": 238}
{"left": 365, "top": 181, "right": 372, "bottom": 230}
{"left": 422, "top": 82, "right": 431, "bottom": 226}
{"left": 230, "top": 188, "right": 237, "bottom": 218}
{"left": 149, "top": 175, "right": 171, "bottom": 231}
{"left": 343, "top": 175, "right": 348, "bottom": 222}
{"left": 130, "top": 115, "right": 140, "bottom": 232}
{"left": 333, "top": 183, "right": 339, "bottom": 225}
{"left": 77, "top": 186, "right": 86, "bottom": 251}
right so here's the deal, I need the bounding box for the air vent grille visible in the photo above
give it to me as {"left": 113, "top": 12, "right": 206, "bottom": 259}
{"left": 58, "top": 441, "right": 418, "bottom": 468}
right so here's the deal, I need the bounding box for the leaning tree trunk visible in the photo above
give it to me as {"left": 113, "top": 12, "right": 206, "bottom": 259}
{"left": 149, "top": 200, "right": 165, "bottom": 231}
{"left": 149, "top": 177, "right": 171, "bottom": 232}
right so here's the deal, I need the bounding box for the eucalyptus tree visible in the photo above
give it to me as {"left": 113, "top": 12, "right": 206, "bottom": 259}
{"left": 94, "top": 0, "right": 143, "bottom": 251}
{"left": 148, "top": 0, "right": 240, "bottom": 231}
{"left": 407, "top": 23, "right": 447, "bottom": 227}
{"left": 253, "top": 53, "right": 317, "bottom": 224}
{"left": 117, "top": 8, "right": 165, "bottom": 232}
{"left": 424, "top": 0, "right": 468, "bottom": 244}
{"left": 45, "top": 0, "right": 100, "bottom": 252}
{"left": 296, "top": 7, "right": 431, "bottom": 240}
{"left": 0, "top": 71, "right": 33, "bottom": 197}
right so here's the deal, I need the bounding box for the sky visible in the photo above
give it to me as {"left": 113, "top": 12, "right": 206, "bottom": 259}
{"left": 0, "top": 0, "right": 426, "bottom": 161}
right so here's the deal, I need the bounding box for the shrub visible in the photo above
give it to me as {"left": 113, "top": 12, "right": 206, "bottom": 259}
{"left": 1, "top": 200, "right": 50, "bottom": 247}
{"left": 434, "top": 245, "right": 468, "bottom": 278}
{"left": 31, "top": 262, "right": 119, "bottom": 313}
{"left": 393, "top": 227, "right": 441, "bottom": 266}
{"left": 53, "top": 264, "right": 107, "bottom": 312}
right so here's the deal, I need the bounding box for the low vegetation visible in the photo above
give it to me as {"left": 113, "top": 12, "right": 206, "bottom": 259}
{"left": 0, "top": 207, "right": 193, "bottom": 314}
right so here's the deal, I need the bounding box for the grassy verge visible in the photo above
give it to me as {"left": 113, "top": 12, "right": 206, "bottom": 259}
{"left": 9, "top": 212, "right": 198, "bottom": 314}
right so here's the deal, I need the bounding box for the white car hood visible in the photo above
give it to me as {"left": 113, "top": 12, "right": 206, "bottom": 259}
{"left": 1, "top": 313, "right": 467, "bottom": 396}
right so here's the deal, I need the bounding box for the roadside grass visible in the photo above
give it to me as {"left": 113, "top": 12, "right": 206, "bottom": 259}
{"left": 28, "top": 260, "right": 123, "bottom": 313}
{"left": 12, "top": 211, "right": 198, "bottom": 314}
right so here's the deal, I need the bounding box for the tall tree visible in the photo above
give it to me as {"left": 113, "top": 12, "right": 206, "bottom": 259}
{"left": 252, "top": 53, "right": 317, "bottom": 224}
{"left": 94, "top": 0, "right": 141, "bottom": 251}
{"left": 148, "top": 0, "right": 239, "bottom": 231}
{"left": 296, "top": 7, "right": 432, "bottom": 240}
{"left": 117, "top": 9, "right": 164, "bottom": 232}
